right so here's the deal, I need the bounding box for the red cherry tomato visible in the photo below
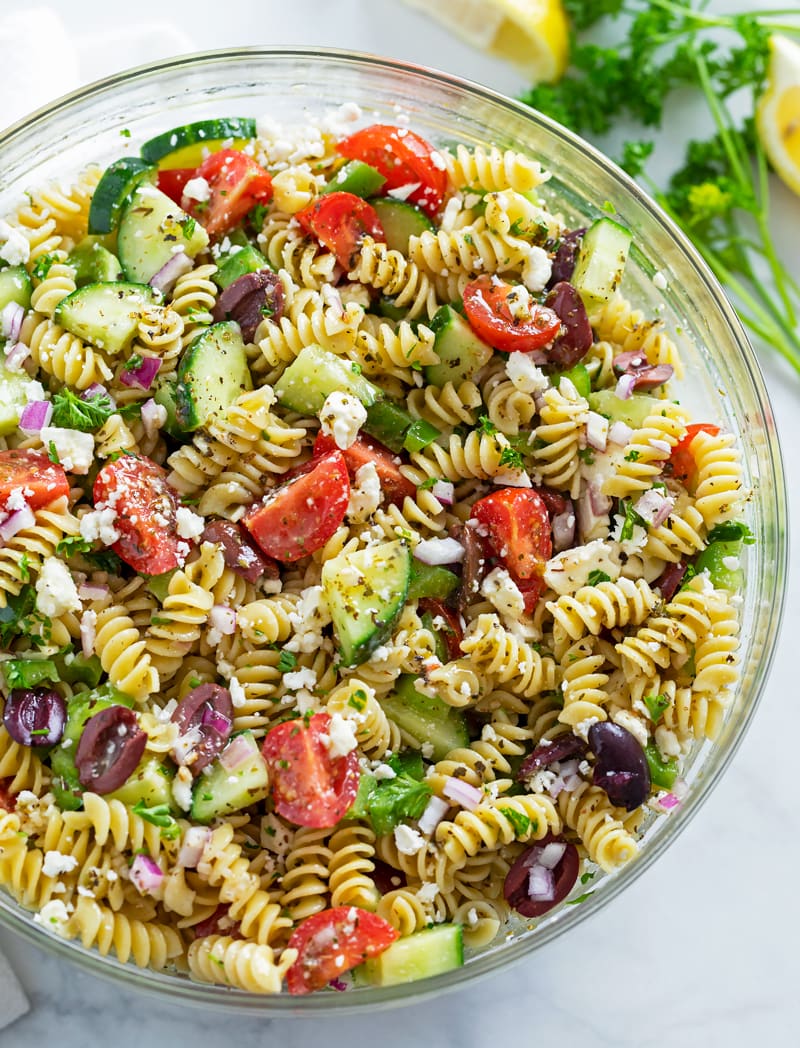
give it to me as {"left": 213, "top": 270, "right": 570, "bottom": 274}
{"left": 286, "top": 906, "right": 399, "bottom": 995}
{"left": 338, "top": 124, "right": 447, "bottom": 218}
{"left": 669, "top": 423, "right": 720, "bottom": 490}
{"left": 463, "top": 276, "right": 562, "bottom": 353}
{"left": 243, "top": 451, "right": 350, "bottom": 563}
{"left": 93, "top": 455, "right": 184, "bottom": 575}
{"left": 313, "top": 432, "right": 415, "bottom": 505}
{"left": 155, "top": 168, "right": 195, "bottom": 206}
{"left": 0, "top": 449, "right": 69, "bottom": 513}
{"left": 471, "top": 488, "right": 552, "bottom": 613}
{"left": 418, "top": 598, "right": 463, "bottom": 661}
{"left": 193, "top": 148, "right": 273, "bottom": 238}
{"left": 296, "top": 192, "right": 385, "bottom": 270}
{"left": 262, "top": 712, "right": 360, "bottom": 829}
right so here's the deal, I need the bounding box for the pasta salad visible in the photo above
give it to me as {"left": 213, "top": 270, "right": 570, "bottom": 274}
{"left": 0, "top": 108, "right": 746, "bottom": 994}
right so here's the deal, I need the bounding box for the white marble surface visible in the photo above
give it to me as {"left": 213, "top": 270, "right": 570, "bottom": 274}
{"left": 1, "top": 1, "right": 799, "bottom": 1043}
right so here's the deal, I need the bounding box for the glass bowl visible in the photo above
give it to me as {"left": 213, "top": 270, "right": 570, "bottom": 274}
{"left": 0, "top": 48, "right": 787, "bottom": 1013}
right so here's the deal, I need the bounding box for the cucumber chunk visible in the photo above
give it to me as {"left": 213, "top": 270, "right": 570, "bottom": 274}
{"left": 88, "top": 157, "right": 155, "bottom": 235}
{"left": 323, "top": 160, "right": 386, "bottom": 198}
{"left": 53, "top": 281, "right": 158, "bottom": 354}
{"left": 175, "top": 321, "right": 252, "bottom": 432}
{"left": 406, "top": 561, "right": 460, "bottom": 602}
{"left": 572, "top": 217, "right": 632, "bottom": 311}
{"left": 274, "top": 343, "right": 382, "bottom": 415}
{"left": 588, "top": 389, "right": 663, "bottom": 429}
{"left": 362, "top": 400, "right": 440, "bottom": 454}
{"left": 0, "top": 359, "right": 38, "bottom": 436}
{"left": 0, "top": 265, "right": 32, "bottom": 311}
{"left": 153, "top": 381, "right": 185, "bottom": 439}
{"left": 426, "top": 304, "right": 493, "bottom": 387}
{"left": 369, "top": 198, "right": 435, "bottom": 253}
{"left": 117, "top": 184, "right": 209, "bottom": 284}
{"left": 212, "top": 245, "right": 270, "bottom": 290}
{"left": 321, "top": 540, "right": 411, "bottom": 666}
{"left": 380, "top": 675, "right": 469, "bottom": 761}
{"left": 67, "top": 239, "right": 123, "bottom": 286}
{"left": 358, "top": 925, "right": 464, "bottom": 986}
{"left": 692, "top": 539, "right": 744, "bottom": 593}
{"left": 555, "top": 363, "right": 591, "bottom": 399}
{"left": 107, "top": 756, "right": 175, "bottom": 810}
{"left": 140, "top": 118, "right": 257, "bottom": 165}
{"left": 191, "top": 732, "right": 269, "bottom": 823}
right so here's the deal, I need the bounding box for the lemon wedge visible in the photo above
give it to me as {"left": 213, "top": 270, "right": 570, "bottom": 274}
{"left": 756, "top": 34, "right": 800, "bottom": 197}
{"left": 403, "top": 0, "right": 570, "bottom": 83}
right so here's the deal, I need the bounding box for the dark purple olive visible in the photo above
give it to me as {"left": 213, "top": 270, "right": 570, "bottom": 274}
{"left": 212, "top": 269, "right": 284, "bottom": 342}
{"left": 3, "top": 688, "right": 66, "bottom": 747}
{"left": 503, "top": 834, "right": 580, "bottom": 917}
{"left": 202, "top": 518, "right": 279, "bottom": 584}
{"left": 371, "top": 860, "right": 407, "bottom": 896}
{"left": 75, "top": 706, "right": 147, "bottom": 793}
{"left": 545, "top": 281, "right": 592, "bottom": 368}
{"left": 547, "top": 228, "right": 586, "bottom": 288}
{"left": 193, "top": 904, "right": 241, "bottom": 941}
{"left": 612, "top": 350, "right": 674, "bottom": 391}
{"left": 588, "top": 721, "right": 651, "bottom": 811}
{"left": 654, "top": 560, "right": 688, "bottom": 602}
{"left": 517, "top": 734, "right": 587, "bottom": 781}
{"left": 171, "top": 683, "right": 233, "bottom": 776}
{"left": 457, "top": 520, "right": 487, "bottom": 614}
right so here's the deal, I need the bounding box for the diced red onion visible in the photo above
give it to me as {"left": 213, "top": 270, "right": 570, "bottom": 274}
{"left": 1, "top": 301, "right": 24, "bottom": 341}
{"left": 608, "top": 420, "right": 633, "bottom": 446}
{"left": 202, "top": 707, "right": 233, "bottom": 737}
{"left": 431, "top": 480, "right": 454, "bottom": 506}
{"left": 141, "top": 398, "right": 165, "bottom": 438}
{"left": 4, "top": 341, "right": 30, "bottom": 371}
{"left": 672, "top": 777, "right": 688, "bottom": 800}
{"left": 442, "top": 776, "right": 483, "bottom": 811}
{"left": 219, "top": 734, "right": 252, "bottom": 771}
{"left": 149, "top": 251, "right": 193, "bottom": 295}
{"left": 18, "top": 400, "right": 52, "bottom": 434}
{"left": 634, "top": 489, "right": 674, "bottom": 528}
{"left": 551, "top": 510, "right": 576, "bottom": 552}
{"left": 78, "top": 582, "right": 110, "bottom": 600}
{"left": 657, "top": 792, "right": 681, "bottom": 811}
{"left": 585, "top": 412, "right": 608, "bottom": 451}
{"left": 413, "top": 537, "right": 465, "bottom": 566}
{"left": 0, "top": 503, "right": 35, "bottom": 542}
{"left": 528, "top": 864, "right": 555, "bottom": 901}
{"left": 615, "top": 373, "right": 636, "bottom": 400}
{"left": 209, "top": 605, "right": 236, "bottom": 637}
{"left": 557, "top": 759, "right": 580, "bottom": 778}
{"left": 80, "top": 610, "right": 96, "bottom": 658}
{"left": 329, "top": 978, "right": 348, "bottom": 992}
{"left": 82, "top": 383, "right": 114, "bottom": 406}
{"left": 547, "top": 776, "right": 565, "bottom": 798}
{"left": 576, "top": 488, "right": 608, "bottom": 543}
{"left": 178, "top": 826, "right": 211, "bottom": 868}
{"left": 562, "top": 773, "right": 583, "bottom": 792}
{"left": 130, "top": 854, "right": 164, "bottom": 895}
{"left": 538, "top": 842, "right": 567, "bottom": 870}
{"left": 418, "top": 795, "right": 449, "bottom": 835}
{"left": 120, "top": 354, "right": 161, "bottom": 390}
{"left": 649, "top": 438, "right": 671, "bottom": 456}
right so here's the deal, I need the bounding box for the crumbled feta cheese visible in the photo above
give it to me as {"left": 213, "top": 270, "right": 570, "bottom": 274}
{"left": 33, "top": 899, "right": 71, "bottom": 935}
{"left": 655, "top": 725, "right": 682, "bottom": 760}
{"left": 79, "top": 506, "right": 120, "bottom": 546}
{"left": 372, "top": 763, "right": 397, "bottom": 781}
{"left": 4, "top": 487, "right": 27, "bottom": 512}
{"left": 0, "top": 218, "right": 30, "bottom": 266}
{"left": 319, "top": 391, "right": 367, "bottom": 450}
{"left": 175, "top": 506, "right": 205, "bottom": 541}
{"left": 182, "top": 176, "right": 211, "bottom": 202}
{"left": 35, "top": 557, "right": 81, "bottom": 617}
{"left": 520, "top": 245, "right": 553, "bottom": 293}
{"left": 23, "top": 380, "right": 47, "bottom": 403}
{"left": 544, "top": 540, "right": 621, "bottom": 595}
{"left": 42, "top": 850, "right": 80, "bottom": 878}
{"left": 347, "top": 461, "right": 382, "bottom": 522}
{"left": 721, "top": 555, "right": 740, "bottom": 571}
{"left": 505, "top": 284, "right": 532, "bottom": 321}
{"left": 416, "top": 882, "right": 439, "bottom": 904}
{"left": 322, "top": 712, "right": 358, "bottom": 758}
{"left": 172, "top": 767, "right": 193, "bottom": 812}
{"left": 40, "top": 426, "right": 94, "bottom": 474}
{"left": 492, "top": 468, "right": 532, "bottom": 488}
{"left": 283, "top": 667, "right": 318, "bottom": 692}
{"left": 610, "top": 513, "right": 648, "bottom": 555}
{"left": 612, "top": 710, "right": 649, "bottom": 750}
{"left": 172, "top": 725, "right": 203, "bottom": 766}
{"left": 506, "top": 352, "right": 549, "bottom": 395}
{"left": 574, "top": 716, "right": 601, "bottom": 742}
{"left": 387, "top": 182, "right": 421, "bottom": 201}
{"left": 285, "top": 585, "right": 332, "bottom": 653}
{"left": 228, "top": 676, "right": 246, "bottom": 709}
{"left": 260, "top": 813, "right": 293, "bottom": 857}
{"left": 393, "top": 824, "right": 425, "bottom": 856}
{"left": 421, "top": 742, "right": 434, "bottom": 759}
{"left": 439, "top": 194, "right": 463, "bottom": 233}
{"left": 652, "top": 270, "right": 668, "bottom": 290}
{"left": 294, "top": 689, "right": 320, "bottom": 715}
{"left": 481, "top": 566, "right": 526, "bottom": 618}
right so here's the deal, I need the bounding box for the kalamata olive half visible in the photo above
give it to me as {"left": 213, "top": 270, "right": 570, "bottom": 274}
{"left": 202, "top": 518, "right": 279, "bottom": 583}
{"left": 171, "top": 683, "right": 234, "bottom": 776}
{"left": 589, "top": 721, "right": 651, "bottom": 810}
{"left": 545, "top": 281, "right": 593, "bottom": 369}
{"left": 654, "top": 560, "right": 688, "bottom": 602}
{"left": 371, "top": 860, "right": 407, "bottom": 896}
{"left": 75, "top": 706, "right": 147, "bottom": 793}
{"left": 457, "top": 519, "right": 488, "bottom": 615}
{"left": 212, "top": 270, "right": 285, "bottom": 342}
{"left": 547, "top": 228, "right": 586, "bottom": 287}
{"left": 517, "top": 734, "right": 587, "bottom": 781}
{"left": 3, "top": 688, "right": 66, "bottom": 747}
{"left": 612, "top": 350, "right": 674, "bottom": 391}
{"left": 503, "top": 833, "right": 580, "bottom": 917}
{"left": 193, "top": 904, "right": 242, "bottom": 940}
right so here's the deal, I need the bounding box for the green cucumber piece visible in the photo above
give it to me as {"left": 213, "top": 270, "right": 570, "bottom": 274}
{"left": 140, "top": 118, "right": 257, "bottom": 165}
{"left": 404, "top": 418, "right": 440, "bottom": 453}
{"left": 693, "top": 540, "right": 743, "bottom": 593}
{"left": 67, "top": 239, "right": 123, "bottom": 286}
{"left": 555, "top": 363, "right": 591, "bottom": 399}
{"left": 0, "top": 265, "right": 32, "bottom": 311}
{"left": 175, "top": 321, "right": 252, "bottom": 432}
{"left": 407, "top": 561, "right": 459, "bottom": 602}
{"left": 88, "top": 157, "right": 155, "bottom": 235}
{"left": 572, "top": 217, "right": 632, "bottom": 311}
{"left": 53, "top": 281, "right": 158, "bottom": 354}
{"left": 369, "top": 198, "right": 435, "bottom": 254}
{"left": 588, "top": 389, "right": 663, "bottom": 430}
{"left": 191, "top": 732, "right": 269, "bottom": 823}
{"left": 0, "top": 359, "right": 38, "bottom": 436}
{"left": 363, "top": 400, "right": 413, "bottom": 454}
{"left": 386, "top": 750, "right": 425, "bottom": 780}
{"left": 358, "top": 925, "right": 464, "bottom": 986}
{"left": 55, "top": 653, "right": 103, "bottom": 688}
{"left": 323, "top": 160, "right": 386, "bottom": 198}
{"left": 645, "top": 743, "right": 679, "bottom": 790}
{"left": 107, "top": 756, "right": 175, "bottom": 810}
{"left": 117, "top": 184, "right": 209, "bottom": 284}
{"left": 376, "top": 296, "right": 406, "bottom": 322}
{"left": 1, "top": 658, "right": 58, "bottom": 690}
{"left": 153, "top": 381, "right": 185, "bottom": 439}
{"left": 420, "top": 612, "right": 449, "bottom": 663}
{"left": 321, "top": 540, "right": 411, "bottom": 667}
{"left": 426, "top": 304, "right": 493, "bottom": 387}
{"left": 274, "top": 344, "right": 382, "bottom": 415}
{"left": 380, "top": 675, "right": 469, "bottom": 761}
{"left": 212, "top": 245, "right": 270, "bottom": 290}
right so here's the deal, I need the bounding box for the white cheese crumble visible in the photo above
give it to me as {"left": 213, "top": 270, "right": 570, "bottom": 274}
{"left": 42, "top": 850, "right": 79, "bottom": 878}
{"left": 612, "top": 709, "right": 649, "bottom": 750}
{"left": 722, "top": 555, "right": 740, "bottom": 571}
{"left": 319, "top": 391, "right": 367, "bottom": 450}
{"left": 33, "top": 899, "right": 71, "bottom": 935}
{"left": 372, "top": 763, "right": 397, "bottom": 781}
{"left": 481, "top": 566, "right": 526, "bottom": 618}
{"left": 544, "top": 539, "right": 621, "bottom": 596}
{"left": 175, "top": 506, "right": 205, "bottom": 541}
{"left": 229, "top": 676, "right": 246, "bottom": 709}
{"left": 574, "top": 716, "right": 601, "bottom": 742}
{"left": 182, "top": 176, "right": 211, "bottom": 202}
{"left": 40, "top": 426, "right": 94, "bottom": 474}
{"left": 505, "top": 352, "right": 549, "bottom": 395}
{"left": 35, "top": 557, "right": 81, "bottom": 617}
{"left": 520, "top": 245, "right": 553, "bottom": 293}
{"left": 0, "top": 218, "right": 30, "bottom": 266}
{"left": 172, "top": 766, "right": 193, "bottom": 812}
{"left": 260, "top": 813, "right": 293, "bottom": 858}
{"left": 285, "top": 585, "right": 332, "bottom": 653}
{"left": 505, "top": 284, "right": 532, "bottom": 321}
{"left": 393, "top": 824, "right": 426, "bottom": 856}
{"left": 416, "top": 882, "right": 439, "bottom": 904}
{"left": 652, "top": 270, "right": 668, "bottom": 290}
{"left": 283, "top": 667, "right": 318, "bottom": 692}
{"left": 655, "top": 725, "right": 682, "bottom": 760}
{"left": 322, "top": 712, "right": 358, "bottom": 758}
{"left": 79, "top": 506, "right": 120, "bottom": 546}
{"left": 347, "top": 461, "right": 382, "bottom": 522}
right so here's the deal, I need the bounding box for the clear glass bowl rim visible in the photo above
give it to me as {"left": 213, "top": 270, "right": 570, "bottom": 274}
{"left": 0, "top": 45, "right": 788, "bottom": 1015}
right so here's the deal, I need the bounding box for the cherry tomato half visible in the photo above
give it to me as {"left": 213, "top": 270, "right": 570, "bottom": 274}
{"left": 243, "top": 450, "right": 350, "bottom": 563}
{"left": 313, "top": 432, "right": 415, "bottom": 505}
{"left": 337, "top": 124, "right": 447, "bottom": 218}
{"left": 669, "top": 423, "right": 720, "bottom": 490}
{"left": 0, "top": 449, "right": 69, "bottom": 513}
{"left": 93, "top": 455, "right": 185, "bottom": 575}
{"left": 194, "top": 148, "right": 273, "bottom": 238}
{"left": 262, "top": 712, "right": 360, "bottom": 829}
{"left": 463, "top": 276, "right": 562, "bottom": 354}
{"left": 418, "top": 597, "right": 463, "bottom": 661}
{"left": 286, "top": 906, "right": 399, "bottom": 995}
{"left": 156, "top": 168, "right": 195, "bottom": 206}
{"left": 296, "top": 192, "right": 385, "bottom": 270}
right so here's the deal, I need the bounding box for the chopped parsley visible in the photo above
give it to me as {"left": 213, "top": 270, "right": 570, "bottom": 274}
{"left": 619, "top": 500, "right": 647, "bottom": 542}
{"left": 498, "top": 445, "right": 525, "bottom": 470}
{"left": 577, "top": 447, "right": 595, "bottom": 464}
{"left": 565, "top": 891, "right": 594, "bottom": 906}
{"left": 51, "top": 388, "right": 115, "bottom": 432}
{"left": 347, "top": 689, "right": 368, "bottom": 713}
{"left": 644, "top": 693, "right": 671, "bottom": 723}
{"left": 181, "top": 216, "right": 197, "bottom": 239}
{"left": 47, "top": 441, "right": 60, "bottom": 464}
{"left": 84, "top": 549, "right": 123, "bottom": 573}
{"left": 707, "top": 521, "right": 755, "bottom": 545}
{"left": 32, "top": 254, "right": 56, "bottom": 281}
{"left": 587, "top": 569, "right": 612, "bottom": 586}
{"left": 56, "top": 535, "right": 93, "bottom": 557}
{"left": 624, "top": 449, "right": 640, "bottom": 462}
{"left": 277, "top": 650, "right": 297, "bottom": 674}
{"left": 131, "top": 801, "right": 180, "bottom": 839}
{"left": 476, "top": 415, "right": 498, "bottom": 436}
{"left": 499, "top": 807, "right": 531, "bottom": 837}
{"left": 2, "top": 658, "right": 59, "bottom": 690}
